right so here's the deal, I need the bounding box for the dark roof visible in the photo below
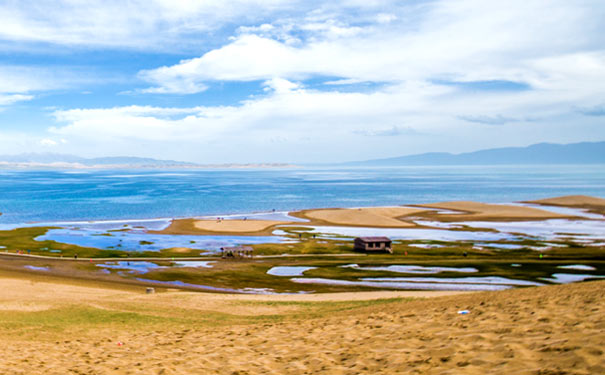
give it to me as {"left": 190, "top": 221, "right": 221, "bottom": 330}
{"left": 355, "top": 236, "right": 391, "bottom": 242}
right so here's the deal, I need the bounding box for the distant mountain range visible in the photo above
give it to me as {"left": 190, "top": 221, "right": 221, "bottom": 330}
{"left": 0, "top": 153, "right": 294, "bottom": 169}
{"left": 343, "top": 141, "right": 605, "bottom": 166}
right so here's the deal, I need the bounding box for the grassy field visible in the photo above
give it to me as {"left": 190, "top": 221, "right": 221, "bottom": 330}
{"left": 1, "top": 225, "right": 604, "bottom": 294}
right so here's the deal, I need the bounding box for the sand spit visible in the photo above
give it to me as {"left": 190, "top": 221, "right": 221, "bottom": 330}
{"left": 297, "top": 206, "right": 425, "bottom": 227}
{"left": 151, "top": 196, "right": 605, "bottom": 236}
{"left": 528, "top": 195, "right": 605, "bottom": 215}
{"left": 153, "top": 217, "right": 293, "bottom": 236}
{"left": 415, "top": 200, "right": 575, "bottom": 221}
{"left": 0, "top": 273, "right": 603, "bottom": 374}
{"left": 193, "top": 219, "right": 289, "bottom": 233}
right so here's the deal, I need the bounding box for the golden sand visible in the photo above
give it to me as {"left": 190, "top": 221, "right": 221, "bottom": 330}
{"left": 156, "top": 196, "right": 605, "bottom": 236}
{"left": 0, "top": 273, "right": 603, "bottom": 374}
{"left": 154, "top": 218, "right": 289, "bottom": 236}
{"left": 193, "top": 219, "right": 289, "bottom": 233}
{"left": 529, "top": 195, "right": 605, "bottom": 207}
{"left": 415, "top": 200, "right": 574, "bottom": 221}
{"left": 298, "top": 206, "right": 425, "bottom": 227}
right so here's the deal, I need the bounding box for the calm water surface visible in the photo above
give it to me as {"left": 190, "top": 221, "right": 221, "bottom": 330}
{"left": 0, "top": 165, "right": 603, "bottom": 224}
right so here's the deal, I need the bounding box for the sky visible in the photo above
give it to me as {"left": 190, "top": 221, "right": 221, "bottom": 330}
{"left": 0, "top": 0, "right": 604, "bottom": 163}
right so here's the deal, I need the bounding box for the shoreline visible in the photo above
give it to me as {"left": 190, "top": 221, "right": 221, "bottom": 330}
{"left": 1, "top": 194, "right": 603, "bottom": 233}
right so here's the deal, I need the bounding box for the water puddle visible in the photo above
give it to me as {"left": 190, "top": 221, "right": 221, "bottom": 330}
{"left": 172, "top": 261, "right": 214, "bottom": 268}
{"left": 408, "top": 243, "right": 446, "bottom": 249}
{"left": 540, "top": 273, "right": 605, "bottom": 284}
{"left": 24, "top": 265, "right": 49, "bottom": 271}
{"left": 267, "top": 266, "right": 317, "bottom": 276}
{"left": 514, "top": 203, "right": 604, "bottom": 220}
{"left": 556, "top": 265, "right": 596, "bottom": 271}
{"left": 97, "top": 260, "right": 216, "bottom": 273}
{"left": 291, "top": 278, "right": 514, "bottom": 291}
{"left": 360, "top": 276, "right": 543, "bottom": 286}
{"left": 37, "top": 228, "right": 287, "bottom": 252}
{"left": 97, "top": 261, "right": 163, "bottom": 273}
{"left": 473, "top": 243, "right": 524, "bottom": 250}
{"left": 302, "top": 226, "right": 515, "bottom": 242}
{"left": 341, "top": 264, "right": 478, "bottom": 274}
{"left": 443, "top": 220, "right": 605, "bottom": 242}
{"left": 134, "top": 278, "right": 304, "bottom": 294}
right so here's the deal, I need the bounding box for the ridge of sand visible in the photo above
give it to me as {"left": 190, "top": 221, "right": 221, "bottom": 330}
{"left": 415, "top": 200, "right": 575, "bottom": 221}
{"left": 154, "top": 217, "right": 292, "bottom": 236}
{"left": 298, "top": 206, "right": 425, "bottom": 227}
{"left": 529, "top": 194, "right": 605, "bottom": 207}
{"left": 192, "top": 219, "right": 289, "bottom": 233}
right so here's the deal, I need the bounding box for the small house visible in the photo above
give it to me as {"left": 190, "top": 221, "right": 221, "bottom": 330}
{"left": 221, "top": 245, "right": 254, "bottom": 258}
{"left": 354, "top": 237, "right": 392, "bottom": 253}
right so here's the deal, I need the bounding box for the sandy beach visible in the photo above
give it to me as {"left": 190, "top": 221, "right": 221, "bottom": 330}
{"left": 0, "top": 272, "right": 603, "bottom": 374}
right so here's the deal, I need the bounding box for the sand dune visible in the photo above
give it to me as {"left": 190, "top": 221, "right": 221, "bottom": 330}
{"left": 416, "top": 200, "right": 574, "bottom": 221}
{"left": 193, "top": 219, "right": 289, "bottom": 233}
{"left": 0, "top": 273, "right": 603, "bottom": 374}
{"left": 298, "top": 206, "right": 425, "bottom": 227}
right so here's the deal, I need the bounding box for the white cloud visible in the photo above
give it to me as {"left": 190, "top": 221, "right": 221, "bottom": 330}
{"left": 138, "top": 0, "right": 605, "bottom": 97}
{"left": 0, "top": 0, "right": 398, "bottom": 50}
{"left": 2, "top": 0, "right": 604, "bottom": 161}
{"left": 47, "top": 74, "right": 604, "bottom": 162}
{"left": 0, "top": 65, "right": 104, "bottom": 108}
{"left": 0, "top": 94, "right": 33, "bottom": 106}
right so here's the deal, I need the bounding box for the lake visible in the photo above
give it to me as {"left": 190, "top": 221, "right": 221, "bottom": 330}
{"left": 0, "top": 165, "right": 603, "bottom": 224}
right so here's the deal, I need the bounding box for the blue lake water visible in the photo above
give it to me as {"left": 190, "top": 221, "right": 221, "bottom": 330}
{"left": 35, "top": 228, "right": 289, "bottom": 252}
{"left": 0, "top": 165, "right": 604, "bottom": 224}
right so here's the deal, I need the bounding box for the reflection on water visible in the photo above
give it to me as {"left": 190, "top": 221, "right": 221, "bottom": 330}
{"left": 440, "top": 219, "right": 605, "bottom": 242}
{"left": 24, "top": 265, "right": 49, "bottom": 271}
{"left": 302, "top": 226, "right": 516, "bottom": 242}
{"left": 97, "top": 261, "right": 163, "bottom": 273}
{"left": 360, "top": 276, "right": 543, "bottom": 286}
{"left": 291, "top": 278, "right": 514, "bottom": 291}
{"left": 134, "top": 278, "right": 307, "bottom": 294}
{"left": 97, "top": 260, "right": 216, "bottom": 273}
{"left": 540, "top": 273, "right": 605, "bottom": 283}
{"left": 557, "top": 264, "right": 596, "bottom": 271}
{"left": 36, "top": 227, "right": 289, "bottom": 252}
{"left": 173, "top": 261, "right": 214, "bottom": 268}
{"left": 267, "top": 266, "right": 316, "bottom": 276}
{"left": 341, "top": 264, "right": 478, "bottom": 274}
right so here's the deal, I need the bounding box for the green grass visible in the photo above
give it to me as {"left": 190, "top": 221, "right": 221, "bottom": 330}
{"left": 0, "top": 296, "right": 410, "bottom": 341}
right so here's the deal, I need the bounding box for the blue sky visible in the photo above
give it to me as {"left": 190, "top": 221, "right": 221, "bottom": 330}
{"left": 0, "top": 0, "right": 604, "bottom": 163}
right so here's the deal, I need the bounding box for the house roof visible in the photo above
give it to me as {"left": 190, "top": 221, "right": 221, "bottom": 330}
{"left": 355, "top": 236, "right": 391, "bottom": 242}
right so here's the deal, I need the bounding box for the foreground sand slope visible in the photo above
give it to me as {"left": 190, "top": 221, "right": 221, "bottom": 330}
{"left": 0, "top": 275, "right": 603, "bottom": 375}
